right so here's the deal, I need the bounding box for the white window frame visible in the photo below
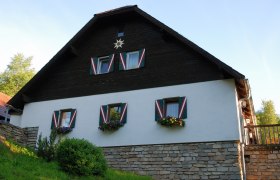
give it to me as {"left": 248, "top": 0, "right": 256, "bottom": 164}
{"left": 126, "top": 51, "right": 139, "bottom": 70}
{"left": 97, "top": 56, "right": 110, "bottom": 74}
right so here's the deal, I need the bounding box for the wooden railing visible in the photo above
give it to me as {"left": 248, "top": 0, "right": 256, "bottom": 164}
{"left": 244, "top": 124, "right": 280, "bottom": 146}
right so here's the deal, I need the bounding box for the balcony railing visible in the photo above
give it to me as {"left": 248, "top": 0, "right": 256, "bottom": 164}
{"left": 244, "top": 124, "right": 280, "bottom": 146}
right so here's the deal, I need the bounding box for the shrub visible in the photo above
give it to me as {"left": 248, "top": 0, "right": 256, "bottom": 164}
{"left": 56, "top": 138, "right": 107, "bottom": 176}
{"left": 37, "top": 130, "right": 57, "bottom": 161}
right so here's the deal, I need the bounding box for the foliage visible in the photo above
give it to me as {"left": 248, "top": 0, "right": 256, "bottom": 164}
{"left": 99, "top": 121, "right": 123, "bottom": 131}
{"left": 110, "top": 108, "right": 121, "bottom": 121}
{"left": 37, "top": 129, "right": 58, "bottom": 161}
{"left": 0, "top": 53, "right": 35, "bottom": 96}
{"left": 0, "top": 140, "right": 151, "bottom": 179}
{"left": 56, "top": 138, "right": 107, "bottom": 176}
{"left": 0, "top": 137, "right": 36, "bottom": 158}
{"left": 158, "top": 116, "right": 185, "bottom": 127}
{"left": 256, "top": 100, "right": 279, "bottom": 125}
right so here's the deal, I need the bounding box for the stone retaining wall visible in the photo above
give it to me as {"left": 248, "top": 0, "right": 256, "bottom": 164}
{"left": 245, "top": 146, "right": 280, "bottom": 180}
{"left": 103, "top": 141, "right": 243, "bottom": 179}
{"left": 0, "top": 121, "right": 38, "bottom": 148}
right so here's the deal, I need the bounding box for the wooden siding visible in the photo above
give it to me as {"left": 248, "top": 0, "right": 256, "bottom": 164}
{"left": 22, "top": 12, "right": 226, "bottom": 103}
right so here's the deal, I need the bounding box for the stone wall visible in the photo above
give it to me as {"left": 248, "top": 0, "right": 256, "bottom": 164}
{"left": 245, "top": 146, "right": 280, "bottom": 180}
{"left": 103, "top": 141, "right": 243, "bottom": 180}
{"left": 0, "top": 121, "right": 38, "bottom": 148}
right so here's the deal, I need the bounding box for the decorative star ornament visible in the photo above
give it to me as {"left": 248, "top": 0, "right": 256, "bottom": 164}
{"left": 114, "top": 39, "right": 124, "bottom": 49}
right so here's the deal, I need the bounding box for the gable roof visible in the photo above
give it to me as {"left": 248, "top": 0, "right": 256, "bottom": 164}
{"left": 8, "top": 5, "right": 245, "bottom": 110}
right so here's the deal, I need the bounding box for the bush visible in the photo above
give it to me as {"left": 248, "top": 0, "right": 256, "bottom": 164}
{"left": 37, "top": 130, "right": 57, "bottom": 161}
{"left": 56, "top": 138, "right": 107, "bottom": 176}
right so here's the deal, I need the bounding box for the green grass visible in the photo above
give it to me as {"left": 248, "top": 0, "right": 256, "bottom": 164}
{"left": 0, "top": 141, "right": 152, "bottom": 180}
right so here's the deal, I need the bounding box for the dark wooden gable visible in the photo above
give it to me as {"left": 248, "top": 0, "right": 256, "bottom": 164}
{"left": 8, "top": 5, "right": 245, "bottom": 110}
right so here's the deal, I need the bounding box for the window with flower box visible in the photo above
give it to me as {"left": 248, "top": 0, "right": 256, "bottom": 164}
{"left": 155, "top": 97, "right": 187, "bottom": 127}
{"left": 90, "top": 54, "right": 115, "bottom": 75}
{"left": 99, "top": 103, "right": 127, "bottom": 131}
{"left": 51, "top": 109, "right": 77, "bottom": 134}
{"left": 119, "top": 49, "right": 145, "bottom": 70}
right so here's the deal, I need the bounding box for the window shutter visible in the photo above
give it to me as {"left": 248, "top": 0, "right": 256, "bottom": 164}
{"left": 120, "top": 103, "right": 128, "bottom": 124}
{"left": 90, "top": 57, "right": 98, "bottom": 75}
{"left": 137, "top": 48, "right": 146, "bottom": 68}
{"left": 155, "top": 99, "right": 165, "bottom": 121}
{"left": 178, "top": 97, "right": 187, "bottom": 119}
{"left": 107, "top": 54, "right": 115, "bottom": 73}
{"left": 119, "top": 52, "right": 126, "bottom": 70}
{"left": 99, "top": 105, "right": 108, "bottom": 127}
{"left": 69, "top": 109, "right": 77, "bottom": 128}
{"left": 51, "top": 111, "right": 60, "bottom": 129}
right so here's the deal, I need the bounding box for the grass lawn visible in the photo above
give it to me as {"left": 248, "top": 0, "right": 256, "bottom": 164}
{"left": 0, "top": 140, "right": 152, "bottom": 180}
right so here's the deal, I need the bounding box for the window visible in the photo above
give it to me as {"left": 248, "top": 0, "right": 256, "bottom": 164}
{"left": 99, "top": 103, "right": 128, "bottom": 131}
{"left": 51, "top": 109, "right": 77, "bottom": 129}
{"left": 109, "top": 105, "right": 122, "bottom": 121}
{"left": 126, "top": 51, "right": 139, "bottom": 70}
{"left": 97, "top": 56, "right": 110, "bottom": 74}
{"left": 117, "top": 32, "right": 124, "bottom": 37}
{"left": 119, "top": 49, "right": 145, "bottom": 70}
{"left": 155, "top": 97, "right": 187, "bottom": 121}
{"left": 166, "top": 102, "right": 179, "bottom": 118}
{"left": 60, "top": 111, "right": 72, "bottom": 127}
{"left": 90, "top": 54, "right": 115, "bottom": 75}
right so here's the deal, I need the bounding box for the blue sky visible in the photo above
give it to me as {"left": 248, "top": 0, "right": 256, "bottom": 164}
{"left": 0, "top": 1, "right": 279, "bottom": 113}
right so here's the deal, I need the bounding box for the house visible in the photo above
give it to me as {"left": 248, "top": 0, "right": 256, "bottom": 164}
{"left": 0, "top": 92, "right": 11, "bottom": 122}
{"left": 8, "top": 5, "right": 255, "bottom": 179}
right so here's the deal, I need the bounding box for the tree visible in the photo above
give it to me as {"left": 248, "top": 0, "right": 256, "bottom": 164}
{"left": 0, "top": 53, "right": 35, "bottom": 96}
{"left": 256, "top": 100, "right": 279, "bottom": 125}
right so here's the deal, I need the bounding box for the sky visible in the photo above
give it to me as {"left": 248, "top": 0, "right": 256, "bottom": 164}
{"left": 0, "top": 1, "right": 279, "bottom": 113}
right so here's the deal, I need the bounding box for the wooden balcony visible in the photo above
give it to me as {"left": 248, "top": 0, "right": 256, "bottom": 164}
{"left": 244, "top": 124, "right": 280, "bottom": 146}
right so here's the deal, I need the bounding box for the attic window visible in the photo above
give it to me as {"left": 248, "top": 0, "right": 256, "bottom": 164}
{"left": 118, "top": 32, "right": 124, "bottom": 37}
{"left": 97, "top": 56, "right": 110, "bottom": 74}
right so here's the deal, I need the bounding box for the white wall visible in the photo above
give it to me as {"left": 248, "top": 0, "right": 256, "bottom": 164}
{"left": 15, "top": 79, "right": 241, "bottom": 147}
{"left": 10, "top": 114, "right": 21, "bottom": 127}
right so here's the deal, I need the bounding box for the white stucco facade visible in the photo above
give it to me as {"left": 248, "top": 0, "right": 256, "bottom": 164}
{"left": 11, "top": 79, "right": 241, "bottom": 147}
{"left": 10, "top": 115, "right": 21, "bottom": 127}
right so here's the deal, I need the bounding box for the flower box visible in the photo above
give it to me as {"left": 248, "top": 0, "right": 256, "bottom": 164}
{"left": 56, "top": 127, "right": 72, "bottom": 134}
{"left": 158, "top": 116, "right": 185, "bottom": 127}
{"left": 99, "top": 121, "right": 124, "bottom": 131}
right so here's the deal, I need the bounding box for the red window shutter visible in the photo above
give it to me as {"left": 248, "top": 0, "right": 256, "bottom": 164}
{"left": 69, "top": 109, "right": 77, "bottom": 128}
{"left": 90, "top": 57, "right": 98, "bottom": 75}
{"left": 155, "top": 99, "right": 165, "bottom": 121}
{"left": 99, "top": 105, "right": 108, "bottom": 127}
{"left": 119, "top": 52, "right": 127, "bottom": 70}
{"left": 51, "top": 111, "right": 60, "bottom": 129}
{"left": 119, "top": 103, "right": 128, "bottom": 124}
{"left": 178, "top": 97, "right": 187, "bottom": 119}
{"left": 137, "top": 48, "right": 146, "bottom": 68}
{"left": 107, "top": 54, "right": 115, "bottom": 73}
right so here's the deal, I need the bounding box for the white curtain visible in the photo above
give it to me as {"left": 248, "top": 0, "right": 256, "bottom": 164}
{"left": 166, "top": 103, "right": 179, "bottom": 118}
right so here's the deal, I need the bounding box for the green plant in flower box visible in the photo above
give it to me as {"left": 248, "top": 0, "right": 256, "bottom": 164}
{"left": 158, "top": 116, "right": 185, "bottom": 127}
